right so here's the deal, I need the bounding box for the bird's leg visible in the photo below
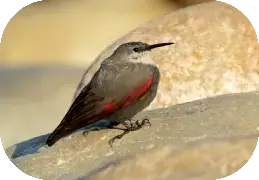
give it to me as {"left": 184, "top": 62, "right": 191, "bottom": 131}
{"left": 135, "top": 118, "right": 151, "bottom": 128}
{"left": 108, "top": 129, "right": 130, "bottom": 147}
{"left": 108, "top": 118, "right": 151, "bottom": 147}
{"left": 121, "top": 118, "right": 151, "bottom": 131}
{"left": 124, "top": 119, "right": 135, "bottom": 127}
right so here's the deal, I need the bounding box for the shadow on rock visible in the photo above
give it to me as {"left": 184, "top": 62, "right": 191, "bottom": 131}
{"left": 6, "top": 134, "right": 49, "bottom": 159}
{"left": 6, "top": 120, "right": 115, "bottom": 159}
{"left": 75, "top": 156, "right": 131, "bottom": 180}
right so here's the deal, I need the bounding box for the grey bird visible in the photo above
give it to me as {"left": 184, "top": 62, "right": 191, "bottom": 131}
{"left": 46, "top": 41, "right": 174, "bottom": 147}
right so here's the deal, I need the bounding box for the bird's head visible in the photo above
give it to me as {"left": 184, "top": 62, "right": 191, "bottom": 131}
{"left": 110, "top": 41, "right": 174, "bottom": 65}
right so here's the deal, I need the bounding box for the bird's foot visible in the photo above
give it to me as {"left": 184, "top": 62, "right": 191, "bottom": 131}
{"left": 136, "top": 118, "right": 151, "bottom": 128}
{"left": 128, "top": 118, "right": 151, "bottom": 131}
{"left": 124, "top": 119, "right": 134, "bottom": 123}
{"left": 108, "top": 130, "right": 130, "bottom": 147}
{"left": 108, "top": 118, "right": 151, "bottom": 147}
{"left": 124, "top": 119, "right": 135, "bottom": 127}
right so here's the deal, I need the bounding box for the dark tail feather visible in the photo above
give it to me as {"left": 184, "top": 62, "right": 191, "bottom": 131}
{"left": 46, "top": 125, "right": 69, "bottom": 146}
{"left": 46, "top": 91, "right": 104, "bottom": 146}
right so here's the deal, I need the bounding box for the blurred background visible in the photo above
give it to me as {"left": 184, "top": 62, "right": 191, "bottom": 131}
{"left": 0, "top": 0, "right": 213, "bottom": 148}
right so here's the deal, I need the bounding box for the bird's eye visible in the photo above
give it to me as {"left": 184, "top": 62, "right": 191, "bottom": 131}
{"left": 133, "top": 48, "right": 140, "bottom": 52}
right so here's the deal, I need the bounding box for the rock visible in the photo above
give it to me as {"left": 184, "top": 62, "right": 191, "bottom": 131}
{"left": 74, "top": 1, "right": 259, "bottom": 110}
{"left": 84, "top": 135, "right": 257, "bottom": 180}
{"left": 6, "top": 92, "right": 259, "bottom": 179}
{"left": 1, "top": 0, "right": 182, "bottom": 67}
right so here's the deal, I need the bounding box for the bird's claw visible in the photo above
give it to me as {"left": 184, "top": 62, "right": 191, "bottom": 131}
{"left": 109, "top": 132, "right": 127, "bottom": 147}
{"left": 129, "top": 118, "right": 151, "bottom": 130}
{"left": 108, "top": 118, "right": 151, "bottom": 147}
{"left": 136, "top": 118, "right": 151, "bottom": 127}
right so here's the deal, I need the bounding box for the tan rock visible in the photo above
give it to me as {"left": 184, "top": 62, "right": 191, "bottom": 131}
{"left": 88, "top": 136, "right": 257, "bottom": 180}
{"left": 6, "top": 92, "right": 259, "bottom": 179}
{"left": 75, "top": 1, "right": 258, "bottom": 110}
{"left": 0, "top": 0, "right": 181, "bottom": 67}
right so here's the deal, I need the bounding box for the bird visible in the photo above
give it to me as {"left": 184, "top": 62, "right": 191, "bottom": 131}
{"left": 46, "top": 41, "right": 174, "bottom": 147}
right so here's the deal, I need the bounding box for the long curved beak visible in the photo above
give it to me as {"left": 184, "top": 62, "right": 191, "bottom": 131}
{"left": 147, "top": 42, "right": 174, "bottom": 51}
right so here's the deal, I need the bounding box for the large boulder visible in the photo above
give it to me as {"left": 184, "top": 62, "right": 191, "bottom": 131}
{"left": 84, "top": 135, "right": 257, "bottom": 180}
{"left": 74, "top": 1, "right": 259, "bottom": 110}
{"left": 6, "top": 92, "right": 259, "bottom": 179}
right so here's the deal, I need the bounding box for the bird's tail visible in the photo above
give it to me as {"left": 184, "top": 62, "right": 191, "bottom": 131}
{"left": 46, "top": 124, "right": 70, "bottom": 147}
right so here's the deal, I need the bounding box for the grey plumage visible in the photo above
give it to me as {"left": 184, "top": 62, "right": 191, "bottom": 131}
{"left": 46, "top": 42, "right": 174, "bottom": 146}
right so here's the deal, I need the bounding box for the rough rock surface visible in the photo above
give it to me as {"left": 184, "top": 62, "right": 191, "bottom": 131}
{"left": 84, "top": 136, "right": 257, "bottom": 180}
{"left": 74, "top": 1, "right": 259, "bottom": 110}
{"left": 6, "top": 92, "right": 259, "bottom": 179}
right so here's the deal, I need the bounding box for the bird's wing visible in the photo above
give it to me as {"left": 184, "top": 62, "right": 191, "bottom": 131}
{"left": 63, "top": 63, "right": 154, "bottom": 126}
{"left": 57, "top": 71, "right": 117, "bottom": 128}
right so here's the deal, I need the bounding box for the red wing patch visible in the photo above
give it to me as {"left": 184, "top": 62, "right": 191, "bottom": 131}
{"left": 96, "top": 77, "right": 153, "bottom": 117}
{"left": 87, "top": 104, "right": 118, "bottom": 124}
{"left": 104, "top": 103, "right": 118, "bottom": 114}
{"left": 123, "top": 77, "right": 153, "bottom": 108}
